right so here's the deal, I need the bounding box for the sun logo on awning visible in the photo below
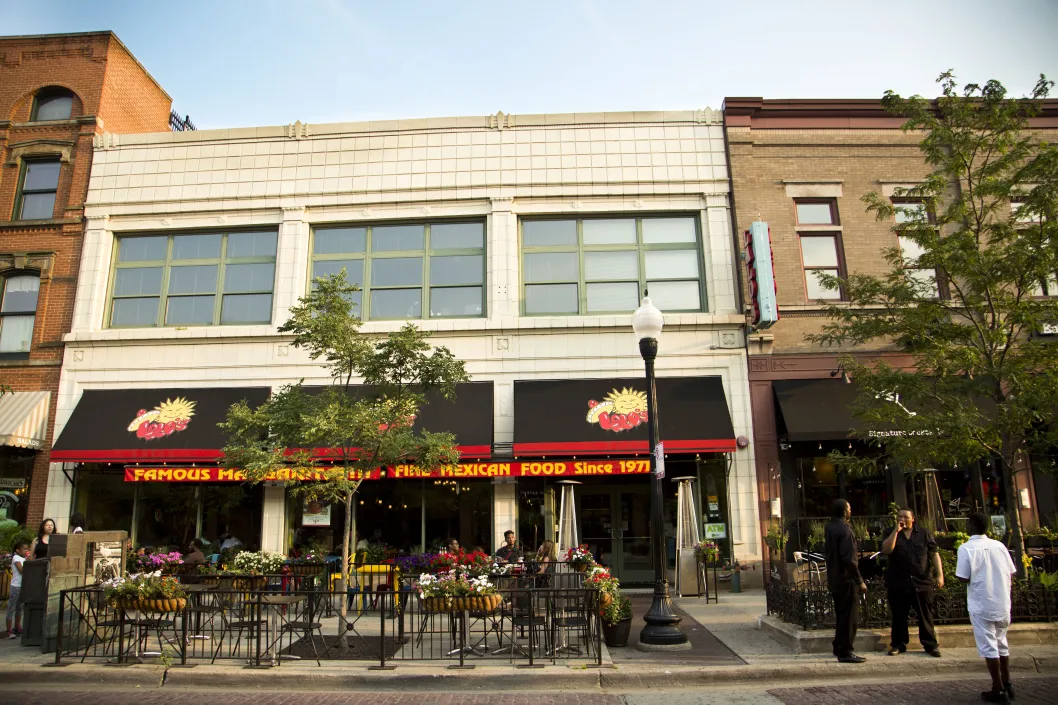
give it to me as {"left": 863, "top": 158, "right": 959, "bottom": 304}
{"left": 586, "top": 387, "right": 648, "bottom": 433}
{"left": 127, "top": 397, "right": 196, "bottom": 441}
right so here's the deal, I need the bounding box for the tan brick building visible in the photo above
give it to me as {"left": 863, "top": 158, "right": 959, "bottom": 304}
{"left": 0, "top": 32, "right": 173, "bottom": 527}
{"left": 724, "top": 97, "right": 1058, "bottom": 568}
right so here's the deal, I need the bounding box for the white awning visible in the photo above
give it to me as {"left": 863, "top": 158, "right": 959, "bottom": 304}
{"left": 0, "top": 391, "right": 50, "bottom": 449}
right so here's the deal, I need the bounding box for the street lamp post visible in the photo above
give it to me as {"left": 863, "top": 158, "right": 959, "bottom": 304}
{"left": 632, "top": 294, "right": 689, "bottom": 648}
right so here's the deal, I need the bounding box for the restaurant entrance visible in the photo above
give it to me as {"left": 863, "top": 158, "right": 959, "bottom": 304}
{"left": 580, "top": 485, "right": 653, "bottom": 584}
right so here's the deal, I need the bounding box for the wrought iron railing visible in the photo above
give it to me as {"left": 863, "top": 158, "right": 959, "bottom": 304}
{"left": 169, "top": 110, "right": 196, "bottom": 132}
{"left": 766, "top": 579, "right": 1058, "bottom": 631}
{"left": 54, "top": 568, "right": 603, "bottom": 668}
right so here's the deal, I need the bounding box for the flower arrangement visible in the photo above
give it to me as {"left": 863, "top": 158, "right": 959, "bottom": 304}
{"left": 395, "top": 552, "right": 440, "bottom": 575}
{"left": 290, "top": 548, "right": 326, "bottom": 565}
{"left": 564, "top": 544, "right": 595, "bottom": 569}
{"left": 231, "top": 550, "right": 286, "bottom": 575}
{"left": 600, "top": 594, "right": 632, "bottom": 626}
{"left": 694, "top": 540, "right": 720, "bottom": 563}
{"left": 414, "top": 570, "right": 501, "bottom": 612}
{"left": 583, "top": 565, "right": 620, "bottom": 606}
{"left": 102, "top": 572, "right": 187, "bottom": 611}
{"left": 127, "top": 550, "right": 183, "bottom": 575}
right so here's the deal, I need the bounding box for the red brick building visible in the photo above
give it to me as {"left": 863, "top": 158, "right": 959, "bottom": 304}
{"left": 724, "top": 97, "right": 1058, "bottom": 571}
{"left": 0, "top": 32, "right": 173, "bottom": 527}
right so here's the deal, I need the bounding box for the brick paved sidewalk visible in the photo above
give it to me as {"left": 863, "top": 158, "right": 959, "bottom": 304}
{"left": 770, "top": 675, "right": 1058, "bottom": 704}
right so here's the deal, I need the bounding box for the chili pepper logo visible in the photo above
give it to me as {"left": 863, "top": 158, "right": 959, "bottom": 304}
{"left": 586, "top": 387, "right": 648, "bottom": 433}
{"left": 127, "top": 397, "right": 196, "bottom": 441}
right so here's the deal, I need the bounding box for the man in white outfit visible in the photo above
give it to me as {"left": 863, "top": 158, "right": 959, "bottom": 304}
{"left": 956, "top": 512, "right": 1017, "bottom": 703}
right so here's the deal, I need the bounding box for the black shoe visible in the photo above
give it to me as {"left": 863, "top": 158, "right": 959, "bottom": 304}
{"left": 887, "top": 645, "right": 906, "bottom": 656}
{"left": 1004, "top": 681, "right": 1015, "bottom": 701}
{"left": 981, "top": 690, "right": 1009, "bottom": 703}
{"left": 926, "top": 647, "right": 942, "bottom": 657}
{"left": 837, "top": 654, "right": 867, "bottom": 663}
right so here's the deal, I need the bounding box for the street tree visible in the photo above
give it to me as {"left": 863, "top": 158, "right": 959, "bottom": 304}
{"left": 220, "top": 270, "right": 469, "bottom": 645}
{"left": 809, "top": 72, "right": 1058, "bottom": 575}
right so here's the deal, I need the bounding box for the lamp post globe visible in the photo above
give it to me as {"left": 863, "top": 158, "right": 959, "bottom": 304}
{"left": 632, "top": 293, "right": 689, "bottom": 649}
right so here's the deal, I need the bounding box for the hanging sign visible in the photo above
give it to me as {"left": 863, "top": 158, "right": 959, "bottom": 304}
{"left": 704, "top": 522, "right": 727, "bottom": 539}
{"left": 302, "top": 501, "right": 331, "bottom": 526}
{"left": 123, "top": 459, "right": 655, "bottom": 482}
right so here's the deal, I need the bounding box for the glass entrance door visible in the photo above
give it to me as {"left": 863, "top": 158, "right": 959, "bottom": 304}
{"left": 579, "top": 486, "right": 654, "bottom": 585}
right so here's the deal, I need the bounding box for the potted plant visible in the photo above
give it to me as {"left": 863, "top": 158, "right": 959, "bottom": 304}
{"left": 230, "top": 550, "right": 285, "bottom": 589}
{"left": 600, "top": 594, "right": 633, "bottom": 647}
{"left": 564, "top": 544, "right": 595, "bottom": 572}
{"left": 806, "top": 520, "right": 826, "bottom": 554}
{"left": 693, "top": 540, "right": 721, "bottom": 564}
{"left": 583, "top": 565, "right": 619, "bottom": 608}
{"left": 102, "top": 572, "right": 187, "bottom": 613}
{"left": 129, "top": 550, "right": 184, "bottom": 575}
{"left": 413, "top": 571, "right": 502, "bottom": 613}
{"left": 288, "top": 548, "right": 327, "bottom": 577}
{"left": 765, "top": 524, "right": 787, "bottom": 553}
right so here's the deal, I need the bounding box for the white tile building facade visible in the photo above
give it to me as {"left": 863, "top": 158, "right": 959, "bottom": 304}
{"left": 45, "top": 110, "right": 761, "bottom": 576}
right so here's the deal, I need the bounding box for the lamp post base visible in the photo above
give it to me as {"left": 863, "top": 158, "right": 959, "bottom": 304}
{"left": 637, "top": 589, "right": 690, "bottom": 647}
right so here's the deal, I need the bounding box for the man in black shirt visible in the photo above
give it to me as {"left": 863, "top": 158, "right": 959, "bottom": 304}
{"left": 495, "top": 530, "right": 523, "bottom": 563}
{"left": 824, "top": 498, "right": 867, "bottom": 663}
{"left": 881, "top": 507, "right": 943, "bottom": 657}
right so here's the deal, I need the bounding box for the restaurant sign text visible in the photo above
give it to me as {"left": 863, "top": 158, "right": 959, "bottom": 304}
{"left": 124, "top": 459, "right": 652, "bottom": 482}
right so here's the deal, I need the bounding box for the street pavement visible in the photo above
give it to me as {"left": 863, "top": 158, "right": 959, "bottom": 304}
{"left": 1, "top": 589, "right": 1056, "bottom": 698}
{"left": 4, "top": 677, "right": 1058, "bottom": 704}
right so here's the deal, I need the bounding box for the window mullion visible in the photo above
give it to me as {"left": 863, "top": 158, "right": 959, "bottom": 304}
{"left": 214, "top": 234, "right": 227, "bottom": 325}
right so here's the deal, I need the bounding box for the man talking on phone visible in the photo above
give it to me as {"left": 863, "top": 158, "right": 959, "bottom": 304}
{"left": 881, "top": 507, "right": 943, "bottom": 657}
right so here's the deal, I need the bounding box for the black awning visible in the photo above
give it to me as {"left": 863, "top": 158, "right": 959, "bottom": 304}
{"left": 51, "top": 387, "right": 271, "bottom": 462}
{"left": 301, "top": 381, "right": 493, "bottom": 457}
{"left": 773, "top": 379, "right": 860, "bottom": 442}
{"left": 513, "top": 376, "right": 736, "bottom": 456}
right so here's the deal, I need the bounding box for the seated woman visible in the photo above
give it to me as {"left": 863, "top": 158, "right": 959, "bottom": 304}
{"left": 534, "top": 540, "right": 556, "bottom": 574}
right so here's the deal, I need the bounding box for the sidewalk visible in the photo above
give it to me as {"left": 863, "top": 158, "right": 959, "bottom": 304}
{"left": 1, "top": 589, "right": 1056, "bottom": 691}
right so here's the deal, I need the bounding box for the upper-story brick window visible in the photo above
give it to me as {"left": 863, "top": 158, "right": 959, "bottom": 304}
{"left": 0, "top": 274, "right": 40, "bottom": 356}
{"left": 520, "top": 215, "right": 704, "bottom": 315}
{"left": 108, "top": 231, "right": 278, "bottom": 328}
{"left": 30, "top": 88, "right": 74, "bottom": 121}
{"left": 894, "top": 201, "right": 940, "bottom": 298}
{"left": 795, "top": 199, "right": 844, "bottom": 301}
{"left": 15, "top": 160, "right": 61, "bottom": 220}
{"left": 1013, "top": 201, "right": 1057, "bottom": 296}
{"left": 310, "top": 221, "right": 485, "bottom": 320}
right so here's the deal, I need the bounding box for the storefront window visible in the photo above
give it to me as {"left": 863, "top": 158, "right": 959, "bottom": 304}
{"left": 71, "top": 467, "right": 263, "bottom": 552}
{"left": 0, "top": 447, "right": 35, "bottom": 524}
{"left": 72, "top": 466, "right": 135, "bottom": 534}
{"left": 290, "top": 479, "right": 492, "bottom": 556}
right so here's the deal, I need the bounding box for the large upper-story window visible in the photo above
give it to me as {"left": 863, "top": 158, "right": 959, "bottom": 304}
{"left": 0, "top": 274, "right": 40, "bottom": 355}
{"left": 15, "top": 160, "right": 61, "bottom": 220}
{"left": 310, "top": 221, "right": 485, "bottom": 320}
{"left": 30, "top": 88, "right": 74, "bottom": 121}
{"left": 108, "top": 231, "right": 277, "bottom": 327}
{"left": 795, "top": 199, "right": 844, "bottom": 301}
{"left": 520, "top": 216, "right": 704, "bottom": 315}
{"left": 894, "top": 201, "right": 940, "bottom": 298}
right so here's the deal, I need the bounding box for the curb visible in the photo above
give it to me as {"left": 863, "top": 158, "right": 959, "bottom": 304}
{"left": 1, "top": 654, "right": 1056, "bottom": 691}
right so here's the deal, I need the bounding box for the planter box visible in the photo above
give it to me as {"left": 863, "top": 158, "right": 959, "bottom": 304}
{"left": 603, "top": 618, "right": 632, "bottom": 647}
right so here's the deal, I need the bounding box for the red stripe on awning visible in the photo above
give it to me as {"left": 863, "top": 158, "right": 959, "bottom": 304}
{"left": 52, "top": 444, "right": 494, "bottom": 464}
{"left": 512, "top": 439, "right": 736, "bottom": 455}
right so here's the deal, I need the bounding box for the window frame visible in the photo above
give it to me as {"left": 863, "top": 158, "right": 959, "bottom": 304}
{"left": 794, "top": 199, "right": 840, "bottom": 227}
{"left": 0, "top": 272, "right": 41, "bottom": 359}
{"left": 893, "top": 200, "right": 944, "bottom": 299}
{"left": 14, "top": 158, "right": 61, "bottom": 221}
{"left": 797, "top": 233, "right": 846, "bottom": 302}
{"left": 30, "top": 88, "right": 75, "bottom": 122}
{"left": 309, "top": 220, "right": 487, "bottom": 321}
{"left": 106, "top": 230, "right": 278, "bottom": 329}
{"left": 519, "top": 214, "right": 707, "bottom": 316}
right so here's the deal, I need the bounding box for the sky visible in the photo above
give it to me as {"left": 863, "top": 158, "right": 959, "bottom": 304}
{"left": 6, "top": 0, "right": 1058, "bottom": 131}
